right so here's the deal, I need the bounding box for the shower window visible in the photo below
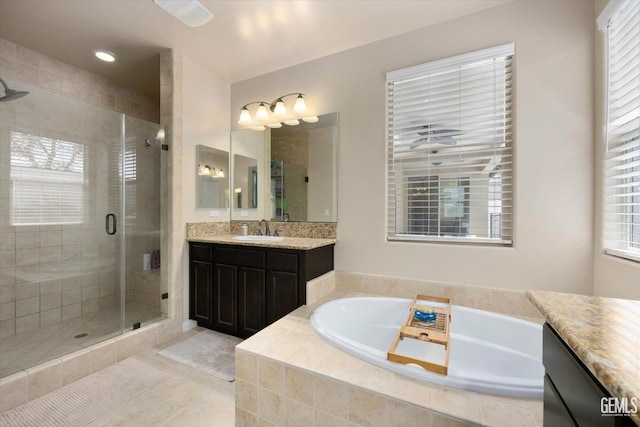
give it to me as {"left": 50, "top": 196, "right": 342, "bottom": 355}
{"left": 10, "top": 131, "right": 85, "bottom": 225}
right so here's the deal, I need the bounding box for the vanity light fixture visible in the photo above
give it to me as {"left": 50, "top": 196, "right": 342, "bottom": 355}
{"left": 237, "top": 93, "right": 319, "bottom": 131}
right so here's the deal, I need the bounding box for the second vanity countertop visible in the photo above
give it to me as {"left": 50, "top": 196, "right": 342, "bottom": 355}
{"left": 187, "top": 234, "right": 336, "bottom": 250}
{"left": 527, "top": 290, "right": 640, "bottom": 425}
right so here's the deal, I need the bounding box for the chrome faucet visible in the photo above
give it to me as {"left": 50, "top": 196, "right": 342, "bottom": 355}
{"left": 258, "top": 219, "right": 270, "bottom": 236}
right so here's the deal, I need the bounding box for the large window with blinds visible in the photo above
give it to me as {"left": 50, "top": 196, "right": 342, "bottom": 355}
{"left": 598, "top": 0, "right": 640, "bottom": 262}
{"left": 10, "top": 132, "right": 85, "bottom": 225}
{"left": 386, "top": 44, "right": 514, "bottom": 244}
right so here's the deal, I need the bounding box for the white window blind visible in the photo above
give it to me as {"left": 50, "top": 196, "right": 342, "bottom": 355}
{"left": 10, "top": 132, "right": 85, "bottom": 225}
{"left": 600, "top": 0, "right": 640, "bottom": 262}
{"left": 386, "top": 44, "right": 514, "bottom": 244}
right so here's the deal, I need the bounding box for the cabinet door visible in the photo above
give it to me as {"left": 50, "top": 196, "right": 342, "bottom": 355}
{"left": 213, "top": 263, "right": 237, "bottom": 334}
{"left": 238, "top": 267, "right": 266, "bottom": 338}
{"left": 544, "top": 375, "right": 576, "bottom": 427}
{"left": 191, "top": 260, "right": 213, "bottom": 326}
{"left": 266, "top": 271, "right": 299, "bottom": 325}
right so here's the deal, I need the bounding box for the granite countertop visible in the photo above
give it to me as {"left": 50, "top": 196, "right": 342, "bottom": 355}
{"left": 526, "top": 290, "right": 640, "bottom": 425}
{"left": 187, "top": 234, "right": 336, "bottom": 250}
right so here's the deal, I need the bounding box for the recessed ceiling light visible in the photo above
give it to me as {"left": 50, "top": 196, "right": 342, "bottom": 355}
{"left": 93, "top": 50, "right": 117, "bottom": 63}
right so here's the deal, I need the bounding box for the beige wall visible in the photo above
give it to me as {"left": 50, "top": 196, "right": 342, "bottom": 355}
{"left": 182, "top": 57, "right": 231, "bottom": 223}
{"left": 231, "top": 0, "right": 596, "bottom": 294}
{"left": 180, "top": 57, "right": 231, "bottom": 326}
{"left": 592, "top": 0, "right": 640, "bottom": 299}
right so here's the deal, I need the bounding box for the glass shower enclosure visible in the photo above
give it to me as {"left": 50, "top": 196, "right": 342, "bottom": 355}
{"left": 0, "top": 80, "right": 165, "bottom": 378}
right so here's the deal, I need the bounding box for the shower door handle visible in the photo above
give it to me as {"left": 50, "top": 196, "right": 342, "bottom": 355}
{"left": 105, "top": 214, "right": 117, "bottom": 235}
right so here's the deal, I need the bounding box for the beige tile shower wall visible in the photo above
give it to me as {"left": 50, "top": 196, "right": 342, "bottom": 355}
{"left": 0, "top": 39, "right": 159, "bottom": 123}
{"left": 0, "top": 103, "right": 122, "bottom": 338}
{"left": 335, "top": 272, "right": 543, "bottom": 319}
{"left": 0, "top": 47, "right": 176, "bottom": 410}
{"left": 0, "top": 38, "right": 160, "bottom": 338}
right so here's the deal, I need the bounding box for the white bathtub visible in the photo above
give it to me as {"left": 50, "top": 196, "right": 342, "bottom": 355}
{"left": 310, "top": 297, "right": 543, "bottom": 398}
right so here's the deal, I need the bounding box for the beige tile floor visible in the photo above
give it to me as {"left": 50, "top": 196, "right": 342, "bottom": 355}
{"left": 1, "top": 327, "right": 235, "bottom": 426}
{"left": 86, "top": 328, "right": 235, "bottom": 426}
{"left": 0, "top": 302, "right": 163, "bottom": 378}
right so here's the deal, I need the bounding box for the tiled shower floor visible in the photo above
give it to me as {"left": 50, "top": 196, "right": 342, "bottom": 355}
{"left": 0, "top": 303, "right": 163, "bottom": 378}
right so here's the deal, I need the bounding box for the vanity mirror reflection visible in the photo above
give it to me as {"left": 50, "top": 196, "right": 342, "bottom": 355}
{"left": 196, "top": 145, "right": 229, "bottom": 208}
{"left": 231, "top": 112, "right": 338, "bottom": 222}
{"left": 233, "top": 154, "right": 258, "bottom": 209}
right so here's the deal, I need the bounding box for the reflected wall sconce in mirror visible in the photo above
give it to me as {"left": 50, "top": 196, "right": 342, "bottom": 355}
{"left": 198, "top": 164, "right": 225, "bottom": 178}
{"left": 237, "top": 93, "right": 319, "bottom": 131}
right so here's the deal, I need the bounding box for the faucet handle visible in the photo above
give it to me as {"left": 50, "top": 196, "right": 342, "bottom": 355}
{"left": 274, "top": 229, "right": 280, "bottom": 237}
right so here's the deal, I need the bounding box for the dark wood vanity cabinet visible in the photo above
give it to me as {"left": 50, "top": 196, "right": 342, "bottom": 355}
{"left": 189, "top": 242, "right": 334, "bottom": 338}
{"left": 190, "top": 244, "right": 214, "bottom": 325}
{"left": 543, "top": 323, "right": 635, "bottom": 427}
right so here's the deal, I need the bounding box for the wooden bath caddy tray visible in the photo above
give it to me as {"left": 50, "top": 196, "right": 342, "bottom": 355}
{"left": 387, "top": 294, "right": 451, "bottom": 375}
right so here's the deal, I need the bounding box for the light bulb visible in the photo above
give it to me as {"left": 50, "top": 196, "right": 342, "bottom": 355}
{"left": 256, "top": 103, "right": 269, "bottom": 120}
{"left": 293, "top": 94, "right": 306, "bottom": 113}
{"left": 250, "top": 125, "right": 266, "bottom": 131}
{"left": 283, "top": 119, "right": 300, "bottom": 126}
{"left": 238, "top": 107, "right": 252, "bottom": 124}
{"left": 266, "top": 122, "right": 282, "bottom": 128}
{"left": 302, "top": 116, "right": 319, "bottom": 123}
{"left": 273, "top": 99, "right": 287, "bottom": 116}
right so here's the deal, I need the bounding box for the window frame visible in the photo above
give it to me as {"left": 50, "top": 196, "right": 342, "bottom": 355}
{"left": 598, "top": 0, "right": 640, "bottom": 263}
{"left": 385, "top": 43, "right": 514, "bottom": 246}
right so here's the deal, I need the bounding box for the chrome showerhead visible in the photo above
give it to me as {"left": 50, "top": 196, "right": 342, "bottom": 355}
{"left": 0, "top": 78, "right": 29, "bottom": 102}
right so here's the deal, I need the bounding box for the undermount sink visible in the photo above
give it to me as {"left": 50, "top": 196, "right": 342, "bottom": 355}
{"left": 232, "top": 235, "right": 284, "bottom": 242}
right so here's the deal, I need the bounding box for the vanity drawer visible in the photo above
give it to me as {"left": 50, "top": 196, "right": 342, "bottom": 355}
{"left": 215, "top": 247, "right": 265, "bottom": 269}
{"left": 190, "top": 243, "right": 213, "bottom": 262}
{"left": 268, "top": 252, "right": 299, "bottom": 272}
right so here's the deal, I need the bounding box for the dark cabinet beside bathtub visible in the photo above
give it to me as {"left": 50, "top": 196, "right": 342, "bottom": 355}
{"left": 189, "top": 242, "right": 334, "bottom": 338}
{"left": 543, "top": 323, "right": 635, "bottom": 427}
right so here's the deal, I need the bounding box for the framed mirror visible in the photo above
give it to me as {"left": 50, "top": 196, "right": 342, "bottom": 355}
{"left": 196, "top": 145, "right": 229, "bottom": 208}
{"left": 231, "top": 112, "right": 338, "bottom": 222}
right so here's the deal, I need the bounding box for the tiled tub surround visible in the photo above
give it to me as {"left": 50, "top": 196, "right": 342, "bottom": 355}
{"left": 235, "top": 291, "right": 543, "bottom": 427}
{"left": 334, "top": 272, "right": 543, "bottom": 320}
{"left": 527, "top": 291, "right": 640, "bottom": 426}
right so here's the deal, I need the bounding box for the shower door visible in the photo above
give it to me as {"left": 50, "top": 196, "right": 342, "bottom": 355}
{"left": 121, "top": 115, "right": 165, "bottom": 330}
{"left": 0, "top": 80, "right": 164, "bottom": 378}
